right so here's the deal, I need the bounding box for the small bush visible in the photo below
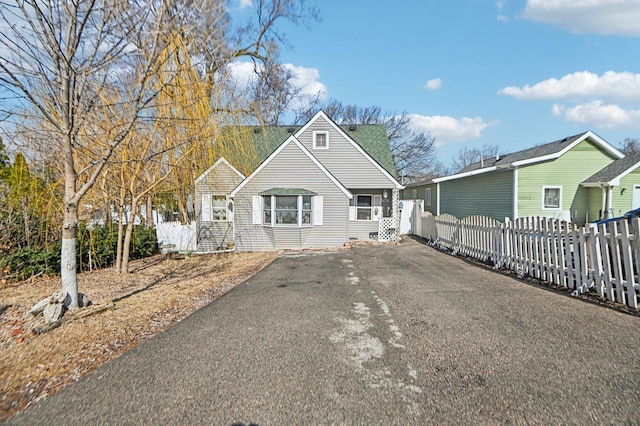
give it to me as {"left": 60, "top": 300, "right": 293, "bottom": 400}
{"left": 1, "top": 224, "right": 158, "bottom": 280}
{"left": 0, "top": 241, "right": 61, "bottom": 281}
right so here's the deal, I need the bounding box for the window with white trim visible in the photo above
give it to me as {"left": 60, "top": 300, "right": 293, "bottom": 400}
{"left": 313, "top": 131, "right": 329, "bottom": 149}
{"left": 211, "top": 195, "right": 227, "bottom": 221}
{"left": 202, "top": 194, "right": 227, "bottom": 221}
{"left": 542, "top": 186, "right": 561, "bottom": 210}
{"left": 425, "top": 188, "right": 432, "bottom": 206}
{"left": 356, "top": 195, "right": 373, "bottom": 221}
{"left": 262, "top": 195, "right": 313, "bottom": 226}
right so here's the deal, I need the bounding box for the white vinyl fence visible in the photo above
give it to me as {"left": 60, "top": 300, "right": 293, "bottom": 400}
{"left": 416, "top": 212, "right": 640, "bottom": 310}
{"left": 155, "top": 221, "right": 196, "bottom": 252}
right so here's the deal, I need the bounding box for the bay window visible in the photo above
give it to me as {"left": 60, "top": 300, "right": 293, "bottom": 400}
{"left": 262, "top": 194, "right": 314, "bottom": 226}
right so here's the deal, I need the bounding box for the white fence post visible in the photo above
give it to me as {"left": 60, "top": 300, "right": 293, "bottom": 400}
{"left": 427, "top": 213, "right": 640, "bottom": 310}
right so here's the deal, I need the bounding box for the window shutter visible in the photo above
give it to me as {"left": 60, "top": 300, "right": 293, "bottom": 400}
{"left": 349, "top": 206, "right": 356, "bottom": 221}
{"left": 201, "top": 194, "right": 212, "bottom": 222}
{"left": 252, "top": 196, "right": 262, "bottom": 225}
{"left": 227, "top": 198, "right": 234, "bottom": 222}
{"left": 312, "top": 196, "right": 323, "bottom": 225}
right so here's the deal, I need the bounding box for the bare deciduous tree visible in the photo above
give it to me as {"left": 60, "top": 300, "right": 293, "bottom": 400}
{"left": 0, "top": 0, "right": 175, "bottom": 308}
{"left": 619, "top": 138, "right": 640, "bottom": 156}
{"left": 451, "top": 144, "right": 501, "bottom": 172}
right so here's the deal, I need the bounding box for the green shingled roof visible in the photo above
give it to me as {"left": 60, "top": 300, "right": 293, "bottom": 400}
{"left": 259, "top": 188, "right": 317, "bottom": 196}
{"left": 247, "top": 124, "right": 397, "bottom": 177}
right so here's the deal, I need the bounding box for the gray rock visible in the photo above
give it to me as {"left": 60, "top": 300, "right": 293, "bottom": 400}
{"left": 28, "top": 298, "right": 51, "bottom": 317}
{"left": 43, "top": 303, "right": 65, "bottom": 323}
{"left": 51, "top": 290, "right": 66, "bottom": 304}
{"left": 79, "top": 293, "right": 92, "bottom": 308}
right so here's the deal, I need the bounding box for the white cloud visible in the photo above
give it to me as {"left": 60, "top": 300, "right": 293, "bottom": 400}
{"left": 423, "top": 78, "right": 442, "bottom": 90}
{"left": 409, "top": 114, "right": 497, "bottom": 147}
{"left": 552, "top": 101, "right": 640, "bottom": 129}
{"left": 522, "top": 0, "right": 640, "bottom": 36}
{"left": 498, "top": 71, "right": 640, "bottom": 104}
{"left": 226, "top": 61, "right": 327, "bottom": 99}
{"left": 496, "top": 0, "right": 509, "bottom": 21}
{"left": 285, "top": 64, "right": 328, "bottom": 99}
{"left": 237, "top": 0, "right": 253, "bottom": 9}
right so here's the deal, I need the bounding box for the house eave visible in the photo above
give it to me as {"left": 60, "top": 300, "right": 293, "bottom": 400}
{"left": 432, "top": 166, "right": 498, "bottom": 183}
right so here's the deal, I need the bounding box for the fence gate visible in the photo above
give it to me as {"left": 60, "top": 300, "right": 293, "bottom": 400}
{"left": 399, "top": 199, "right": 424, "bottom": 235}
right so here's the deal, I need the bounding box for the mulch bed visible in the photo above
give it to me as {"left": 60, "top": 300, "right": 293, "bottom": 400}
{"left": 0, "top": 251, "right": 276, "bottom": 420}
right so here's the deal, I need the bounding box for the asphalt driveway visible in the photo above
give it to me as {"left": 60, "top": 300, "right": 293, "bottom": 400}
{"left": 8, "top": 237, "right": 640, "bottom": 424}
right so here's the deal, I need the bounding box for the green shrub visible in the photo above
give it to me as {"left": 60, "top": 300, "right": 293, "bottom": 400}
{"left": 1, "top": 224, "right": 158, "bottom": 280}
{"left": 0, "top": 241, "right": 61, "bottom": 281}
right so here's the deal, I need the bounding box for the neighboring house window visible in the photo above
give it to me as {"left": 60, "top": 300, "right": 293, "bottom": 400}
{"left": 202, "top": 194, "right": 227, "bottom": 221}
{"left": 542, "top": 186, "right": 561, "bottom": 210}
{"left": 425, "top": 188, "right": 432, "bottom": 206}
{"left": 356, "top": 195, "right": 373, "bottom": 221}
{"left": 313, "top": 131, "right": 329, "bottom": 149}
{"left": 262, "top": 195, "right": 314, "bottom": 226}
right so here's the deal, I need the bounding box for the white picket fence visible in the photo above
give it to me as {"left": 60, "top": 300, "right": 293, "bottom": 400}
{"left": 155, "top": 221, "right": 196, "bottom": 252}
{"left": 417, "top": 212, "right": 640, "bottom": 310}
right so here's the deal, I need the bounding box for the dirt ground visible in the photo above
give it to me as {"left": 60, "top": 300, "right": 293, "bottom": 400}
{"left": 0, "top": 251, "right": 276, "bottom": 420}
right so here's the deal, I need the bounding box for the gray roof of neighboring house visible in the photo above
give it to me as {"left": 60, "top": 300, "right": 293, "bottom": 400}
{"left": 247, "top": 124, "right": 397, "bottom": 177}
{"left": 582, "top": 154, "right": 640, "bottom": 184}
{"left": 459, "top": 132, "right": 589, "bottom": 173}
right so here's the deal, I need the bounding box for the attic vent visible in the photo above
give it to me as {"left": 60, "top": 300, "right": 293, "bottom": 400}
{"left": 349, "top": 125, "right": 357, "bottom": 131}
{"left": 561, "top": 137, "right": 570, "bottom": 142}
{"left": 287, "top": 127, "right": 295, "bottom": 133}
{"left": 253, "top": 127, "right": 262, "bottom": 133}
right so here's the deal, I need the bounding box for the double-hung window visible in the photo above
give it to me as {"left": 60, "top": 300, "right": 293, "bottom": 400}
{"left": 202, "top": 194, "right": 227, "bottom": 222}
{"left": 356, "top": 195, "right": 373, "bottom": 220}
{"left": 313, "top": 131, "right": 329, "bottom": 149}
{"left": 542, "top": 186, "right": 561, "bottom": 210}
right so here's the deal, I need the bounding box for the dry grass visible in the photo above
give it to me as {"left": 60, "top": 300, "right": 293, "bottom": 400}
{"left": 0, "top": 251, "right": 276, "bottom": 420}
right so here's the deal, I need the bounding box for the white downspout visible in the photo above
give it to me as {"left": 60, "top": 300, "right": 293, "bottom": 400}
{"left": 513, "top": 168, "right": 519, "bottom": 219}
{"left": 607, "top": 186, "right": 614, "bottom": 218}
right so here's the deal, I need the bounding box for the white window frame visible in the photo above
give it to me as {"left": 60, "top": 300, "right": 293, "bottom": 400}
{"left": 202, "top": 194, "right": 228, "bottom": 222}
{"left": 211, "top": 194, "right": 228, "bottom": 221}
{"left": 313, "top": 131, "right": 329, "bottom": 150}
{"left": 262, "top": 194, "right": 315, "bottom": 227}
{"left": 425, "top": 188, "right": 432, "bottom": 206}
{"left": 355, "top": 194, "right": 373, "bottom": 221}
{"left": 542, "top": 186, "right": 562, "bottom": 210}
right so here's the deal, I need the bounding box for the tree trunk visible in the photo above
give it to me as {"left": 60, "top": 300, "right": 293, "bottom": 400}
{"left": 115, "top": 206, "right": 124, "bottom": 272}
{"left": 61, "top": 203, "right": 79, "bottom": 309}
{"left": 146, "top": 195, "right": 154, "bottom": 227}
{"left": 120, "top": 197, "right": 139, "bottom": 273}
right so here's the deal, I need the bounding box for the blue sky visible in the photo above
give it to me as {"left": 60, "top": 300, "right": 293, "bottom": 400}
{"left": 233, "top": 0, "right": 640, "bottom": 168}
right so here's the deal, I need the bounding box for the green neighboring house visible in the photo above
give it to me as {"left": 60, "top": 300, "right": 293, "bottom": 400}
{"left": 401, "top": 131, "right": 640, "bottom": 226}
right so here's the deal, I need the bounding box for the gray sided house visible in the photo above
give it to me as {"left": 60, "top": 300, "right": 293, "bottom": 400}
{"left": 194, "top": 111, "right": 404, "bottom": 252}
{"left": 403, "top": 131, "right": 629, "bottom": 226}
{"left": 194, "top": 157, "right": 245, "bottom": 251}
